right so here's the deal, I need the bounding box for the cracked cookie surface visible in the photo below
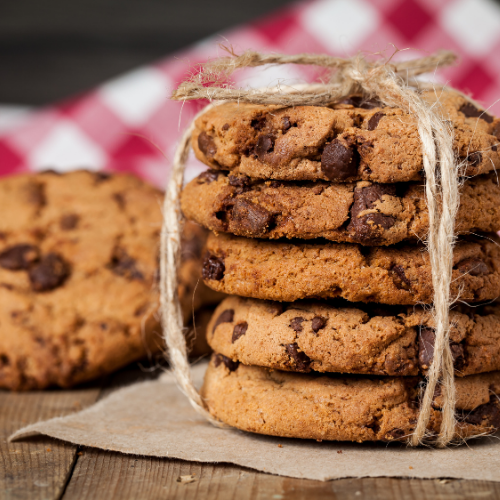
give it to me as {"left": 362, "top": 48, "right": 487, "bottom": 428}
{"left": 208, "top": 296, "right": 500, "bottom": 377}
{"left": 181, "top": 171, "right": 500, "bottom": 245}
{"left": 201, "top": 356, "right": 500, "bottom": 442}
{"left": 202, "top": 232, "right": 500, "bottom": 304}
{"left": 192, "top": 90, "right": 500, "bottom": 183}
{"left": 0, "top": 171, "right": 218, "bottom": 390}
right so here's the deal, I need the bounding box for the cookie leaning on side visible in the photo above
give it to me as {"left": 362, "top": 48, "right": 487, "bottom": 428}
{"left": 0, "top": 170, "right": 222, "bottom": 390}
{"left": 180, "top": 89, "right": 500, "bottom": 442}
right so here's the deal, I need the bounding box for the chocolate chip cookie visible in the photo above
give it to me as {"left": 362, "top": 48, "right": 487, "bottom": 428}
{"left": 201, "top": 356, "right": 500, "bottom": 442}
{"left": 181, "top": 171, "right": 500, "bottom": 245}
{"left": 192, "top": 90, "right": 500, "bottom": 183}
{"left": 202, "top": 232, "right": 500, "bottom": 304}
{"left": 0, "top": 171, "right": 219, "bottom": 390}
{"left": 208, "top": 296, "right": 500, "bottom": 377}
{"left": 179, "top": 220, "right": 226, "bottom": 322}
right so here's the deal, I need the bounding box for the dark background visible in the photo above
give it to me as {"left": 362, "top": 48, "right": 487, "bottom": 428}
{"left": 0, "top": 0, "right": 292, "bottom": 105}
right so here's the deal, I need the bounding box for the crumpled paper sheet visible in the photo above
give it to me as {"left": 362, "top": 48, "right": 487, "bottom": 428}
{"left": 10, "top": 363, "right": 500, "bottom": 482}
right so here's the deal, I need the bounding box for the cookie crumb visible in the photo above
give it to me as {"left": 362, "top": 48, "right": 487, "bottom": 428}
{"left": 337, "top": 450, "right": 343, "bottom": 454}
{"left": 46, "top": 448, "right": 51, "bottom": 452}
{"left": 277, "top": 444, "right": 283, "bottom": 448}
{"left": 409, "top": 466, "right": 413, "bottom": 470}
{"left": 177, "top": 474, "right": 196, "bottom": 484}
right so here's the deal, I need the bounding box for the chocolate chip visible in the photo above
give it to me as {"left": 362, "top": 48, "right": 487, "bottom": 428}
{"left": 212, "top": 309, "right": 234, "bottom": 334}
{"left": 311, "top": 316, "right": 326, "bottom": 333}
{"left": 285, "top": 343, "right": 311, "bottom": 372}
{"left": 347, "top": 184, "right": 396, "bottom": 242}
{"left": 251, "top": 116, "right": 266, "bottom": 130}
{"left": 29, "top": 253, "right": 70, "bottom": 292}
{"left": 455, "top": 257, "right": 489, "bottom": 276}
{"left": 290, "top": 317, "right": 305, "bottom": 332}
{"left": 198, "top": 169, "right": 219, "bottom": 184}
{"left": 113, "top": 192, "right": 126, "bottom": 210}
{"left": 459, "top": 103, "right": 493, "bottom": 123}
{"left": 418, "top": 327, "right": 465, "bottom": 371}
{"left": 198, "top": 131, "right": 217, "bottom": 157}
{"left": 255, "top": 134, "right": 274, "bottom": 159}
{"left": 228, "top": 175, "right": 251, "bottom": 189}
{"left": 108, "top": 249, "right": 144, "bottom": 280}
{"left": 463, "top": 397, "right": 500, "bottom": 428}
{"left": 0, "top": 244, "right": 40, "bottom": 270}
{"left": 418, "top": 327, "right": 435, "bottom": 371}
{"left": 492, "top": 145, "right": 497, "bottom": 152}
{"left": 451, "top": 343, "right": 465, "bottom": 371}
{"left": 231, "top": 199, "right": 273, "bottom": 236}
{"left": 94, "top": 171, "right": 111, "bottom": 183}
{"left": 384, "top": 354, "right": 413, "bottom": 376}
{"left": 321, "top": 139, "right": 360, "bottom": 181}
{"left": 222, "top": 123, "right": 230, "bottom": 131}
{"left": 0, "top": 354, "right": 9, "bottom": 366}
{"left": 268, "top": 302, "right": 284, "bottom": 316}
{"left": 391, "top": 265, "right": 411, "bottom": 291}
{"left": 466, "top": 152, "right": 482, "bottom": 166}
{"left": 213, "top": 353, "right": 239, "bottom": 371}
{"left": 25, "top": 182, "right": 46, "bottom": 208}
{"left": 232, "top": 322, "right": 248, "bottom": 343}
{"left": 282, "top": 116, "right": 291, "bottom": 131}
{"left": 367, "top": 112, "right": 385, "bottom": 131}
{"left": 60, "top": 214, "right": 79, "bottom": 230}
{"left": 202, "top": 254, "right": 225, "bottom": 281}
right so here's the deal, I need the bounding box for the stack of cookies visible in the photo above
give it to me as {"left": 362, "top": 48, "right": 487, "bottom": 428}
{"left": 181, "top": 90, "right": 500, "bottom": 442}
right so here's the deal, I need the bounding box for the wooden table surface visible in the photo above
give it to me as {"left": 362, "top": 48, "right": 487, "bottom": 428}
{"left": 1, "top": 365, "right": 500, "bottom": 500}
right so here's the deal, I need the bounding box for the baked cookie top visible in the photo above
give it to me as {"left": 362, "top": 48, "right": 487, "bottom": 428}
{"left": 192, "top": 90, "right": 500, "bottom": 183}
{"left": 208, "top": 296, "right": 500, "bottom": 377}
{"left": 181, "top": 170, "right": 500, "bottom": 246}
{"left": 202, "top": 232, "right": 500, "bottom": 305}
{"left": 202, "top": 356, "right": 500, "bottom": 442}
{"left": 0, "top": 171, "right": 217, "bottom": 390}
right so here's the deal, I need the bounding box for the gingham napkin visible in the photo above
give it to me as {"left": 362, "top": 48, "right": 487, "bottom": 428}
{"left": 1, "top": 0, "right": 500, "bottom": 186}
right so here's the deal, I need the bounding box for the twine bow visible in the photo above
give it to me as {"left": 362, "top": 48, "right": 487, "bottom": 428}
{"left": 162, "top": 48, "right": 462, "bottom": 446}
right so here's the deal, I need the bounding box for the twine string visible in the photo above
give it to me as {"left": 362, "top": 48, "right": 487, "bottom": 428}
{"left": 163, "top": 49, "right": 462, "bottom": 445}
{"left": 172, "top": 48, "right": 457, "bottom": 106}
{"left": 160, "top": 115, "right": 224, "bottom": 426}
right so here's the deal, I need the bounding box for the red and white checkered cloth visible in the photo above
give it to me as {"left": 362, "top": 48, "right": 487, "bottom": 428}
{"left": 2, "top": 0, "right": 500, "bottom": 186}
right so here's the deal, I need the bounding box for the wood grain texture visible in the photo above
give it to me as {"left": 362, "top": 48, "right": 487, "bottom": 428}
{"left": 0, "top": 386, "right": 101, "bottom": 500}
{"left": 61, "top": 449, "right": 500, "bottom": 500}
{"left": 3, "top": 367, "right": 500, "bottom": 499}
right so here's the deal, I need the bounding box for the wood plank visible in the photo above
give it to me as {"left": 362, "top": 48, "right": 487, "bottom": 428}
{"left": 61, "top": 449, "right": 500, "bottom": 500}
{"left": 0, "top": 385, "right": 101, "bottom": 500}
{"left": 60, "top": 367, "right": 500, "bottom": 500}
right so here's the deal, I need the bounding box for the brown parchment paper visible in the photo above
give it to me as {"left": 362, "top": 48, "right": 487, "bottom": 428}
{"left": 9, "top": 363, "right": 500, "bottom": 482}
